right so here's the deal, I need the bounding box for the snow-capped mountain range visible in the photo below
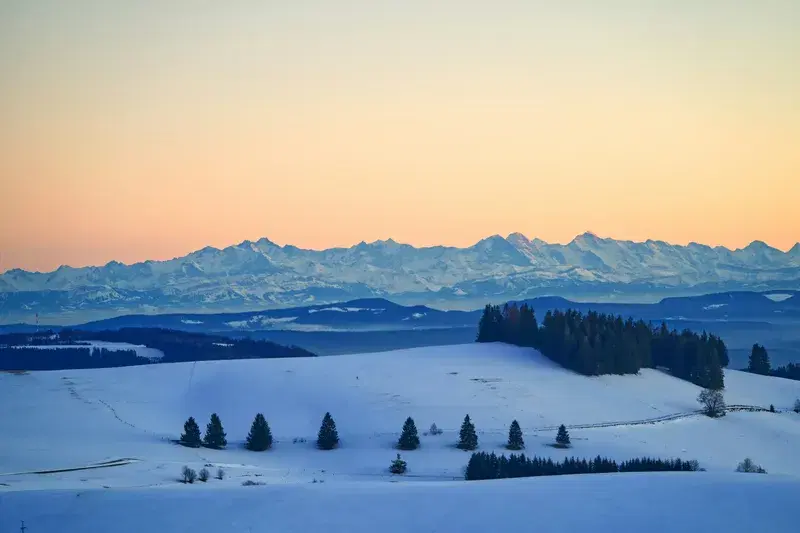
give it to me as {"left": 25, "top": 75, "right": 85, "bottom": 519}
{"left": 1, "top": 232, "right": 799, "bottom": 324}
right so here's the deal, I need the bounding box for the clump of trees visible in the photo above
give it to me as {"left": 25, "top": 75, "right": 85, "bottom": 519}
{"left": 506, "top": 420, "right": 524, "bottom": 450}
{"left": 465, "top": 452, "right": 699, "bottom": 480}
{"left": 747, "top": 344, "right": 771, "bottom": 375}
{"left": 397, "top": 417, "right": 420, "bottom": 450}
{"left": 555, "top": 424, "right": 571, "bottom": 448}
{"left": 245, "top": 413, "right": 273, "bottom": 451}
{"left": 736, "top": 458, "right": 767, "bottom": 474}
{"left": 772, "top": 362, "right": 800, "bottom": 381}
{"left": 457, "top": 415, "right": 478, "bottom": 450}
{"left": 317, "top": 412, "right": 340, "bottom": 450}
{"left": 389, "top": 453, "right": 407, "bottom": 474}
{"left": 698, "top": 388, "right": 726, "bottom": 418}
{"left": 476, "top": 304, "right": 727, "bottom": 389}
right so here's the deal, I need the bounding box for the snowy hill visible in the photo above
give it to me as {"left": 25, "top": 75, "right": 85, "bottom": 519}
{"left": 2, "top": 343, "right": 800, "bottom": 531}
{"left": 2, "top": 233, "right": 799, "bottom": 323}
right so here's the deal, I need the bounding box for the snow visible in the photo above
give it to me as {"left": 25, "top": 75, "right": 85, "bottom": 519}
{"left": 2, "top": 474, "right": 798, "bottom": 533}
{"left": 8, "top": 341, "right": 164, "bottom": 360}
{"left": 765, "top": 293, "right": 793, "bottom": 302}
{"left": 308, "top": 307, "right": 385, "bottom": 313}
{"left": 702, "top": 303, "right": 727, "bottom": 310}
{"left": 180, "top": 319, "right": 204, "bottom": 324}
{"left": 2, "top": 343, "right": 799, "bottom": 531}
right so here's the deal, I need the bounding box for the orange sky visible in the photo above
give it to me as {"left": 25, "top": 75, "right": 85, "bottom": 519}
{"left": 1, "top": 2, "right": 798, "bottom": 272}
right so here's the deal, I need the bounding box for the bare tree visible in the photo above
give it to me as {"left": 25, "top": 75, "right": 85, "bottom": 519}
{"left": 181, "top": 465, "right": 197, "bottom": 484}
{"left": 698, "top": 388, "right": 726, "bottom": 418}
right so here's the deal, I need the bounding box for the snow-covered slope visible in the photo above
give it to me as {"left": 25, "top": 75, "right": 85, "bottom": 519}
{"left": 2, "top": 344, "right": 799, "bottom": 491}
{"left": 3, "top": 473, "right": 798, "bottom": 533}
{"left": 3, "top": 343, "right": 800, "bottom": 531}
{"left": 2, "top": 233, "right": 799, "bottom": 323}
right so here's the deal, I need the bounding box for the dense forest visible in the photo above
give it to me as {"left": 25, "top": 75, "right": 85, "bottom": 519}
{"left": 0, "top": 346, "right": 145, "bottom": 371}
{"left": 476, "top": 304, "right": 726, "bottom": 389}
{"left": 465, "top": 451, "right": 699, "bottom": 480}
{"left": 0, "top": 328, "right": 315, "bottom": 371}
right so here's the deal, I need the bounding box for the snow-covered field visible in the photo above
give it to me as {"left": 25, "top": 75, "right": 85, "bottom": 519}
{"left": 2, "top": 343, "right": 800, "bottom": 531}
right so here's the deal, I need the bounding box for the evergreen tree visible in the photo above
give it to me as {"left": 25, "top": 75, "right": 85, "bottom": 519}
{"left": 245, "top": 413, "right": 273, "bottom": 451}
{"left": 506, "top": 419, "right": 524, "bottom": 450}
{"left": 397, "top": 417, "right": 420, "bottom": 450}
{"left": 203, "top": 413, "right": 227, "bottom": 449}
{"left": 179, "top": 416, "right": 202, "bottom": 448}
{"left": 555, "top": 424, "right": 570, "bottom": 447}
{"left": 457, "top": 414, "right": 478, "bottom": 450}
{"left": 389, "top": 453, "right": 407, "bottom": 474}
{"left": 317, "top": 412, "right": 340, "bottom": 450}
{"left": 748, "top": 344, "right": 771, "bottom": 375}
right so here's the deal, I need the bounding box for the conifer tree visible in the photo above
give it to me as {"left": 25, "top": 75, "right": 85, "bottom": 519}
{"left": 389, "top": 453, "right": 407, "bottom": 474}
{"left": 245, "top": 413, "right": 273, "bottom": 451}
{"left": 179, "top": 416, "right": 202, "bottom": 448}
{"left": 397, "top": 417, "right": 420, "bottom": 450}
{"left": 748, "top": 344, "right": 771, "bottom": 375}
{"left": 457, "top": 414, "right": 478, "bottom": 450}
{"left": 555, "top": 424, "right": 570, "bottom": 448}
{"left": 203, "top": 413, "right": 227, "bottom": 449}
{"left": 506, "top": 419, "right": 525, "bottom": 450}
{"left": 317, "top": 412, "right": 340, "bottom": 450}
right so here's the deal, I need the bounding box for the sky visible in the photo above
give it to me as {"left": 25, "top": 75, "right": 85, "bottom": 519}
{"left": 1, "top": 1, "right": 798, "bottom": 272}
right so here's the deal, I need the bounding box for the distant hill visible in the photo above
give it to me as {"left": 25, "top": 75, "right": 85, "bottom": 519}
{"left": 0, "top": 328, "right": 315, "bottom": 371}
{"left": 2, "top": 290, "right": 796, "bottom": 334}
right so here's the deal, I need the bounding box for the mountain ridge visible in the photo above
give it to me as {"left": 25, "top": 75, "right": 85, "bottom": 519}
{"left": 1, "top": 233, "right": 798, "bottom": 324}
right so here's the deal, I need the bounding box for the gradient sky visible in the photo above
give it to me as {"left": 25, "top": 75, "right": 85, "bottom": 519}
{"left": 1, "top": 1, "right": 798, "bottom": 272}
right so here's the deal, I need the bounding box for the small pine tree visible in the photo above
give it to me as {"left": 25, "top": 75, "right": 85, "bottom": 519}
{"left": 769, "top": 404, "right": 776, "bottom": 413}
{"left": 506, "top": 419, "right": 524, "bottom": 450}
{"left": 245, "top": 413, "right": 273, "bottom": 451}
{"left": 317, "top": 412, "right": 340, "bottom": 450}
{"left": 389, "top": 453, "right": 407, "bottom": 474}
{"left": 397, "top": 417, "right": 420, "bottom": 450}
{"left": 555, "top": 424, "right": 570, "bottom": 448}
{"left": 794, "top": 399, "right": 800, "bottom": 414}
{"left": 203, "top": 413, "right": 227, "bottom": 449}
{"left": 198, "top": 467, "right": 210, "bottom": 482}
{"left": 457, "top": 414, "right": 478, "bottom": 451}
{"left": 429, "top": 422, "right": 442, "bottom": 436}
{"left": 180, "top": 417, "right": 202, "bottom": 448}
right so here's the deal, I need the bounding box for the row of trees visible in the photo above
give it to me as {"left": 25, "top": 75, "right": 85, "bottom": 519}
{"left": 178, "top": 413, "right": 571, "bottom": 453}
{"left": 180, "top": 412, "right": 339, "bottom": 451}
{"left": 465, "top": 452, "right": 700, "bottom": 481}
{"left": 477, "top": 304, "right": 727, "bottom": 389}
{"left": 745, "top": 344, "right": 800, "bottom": 384}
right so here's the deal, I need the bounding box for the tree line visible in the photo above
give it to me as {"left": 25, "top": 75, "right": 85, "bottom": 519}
{"left": 745, "top": 342, "right": 800, "bottom": 383}
{"left": 465, "top": 452, "right": 700, "bottom": 481}
{"left": 0, "top": 346, "right": 143, "bottom": 371}
{"left": 477, "top": 303, "right": 727, "bottom": 389}
{"left": 0, "top": 328, "right": 315, "bottom": 371}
